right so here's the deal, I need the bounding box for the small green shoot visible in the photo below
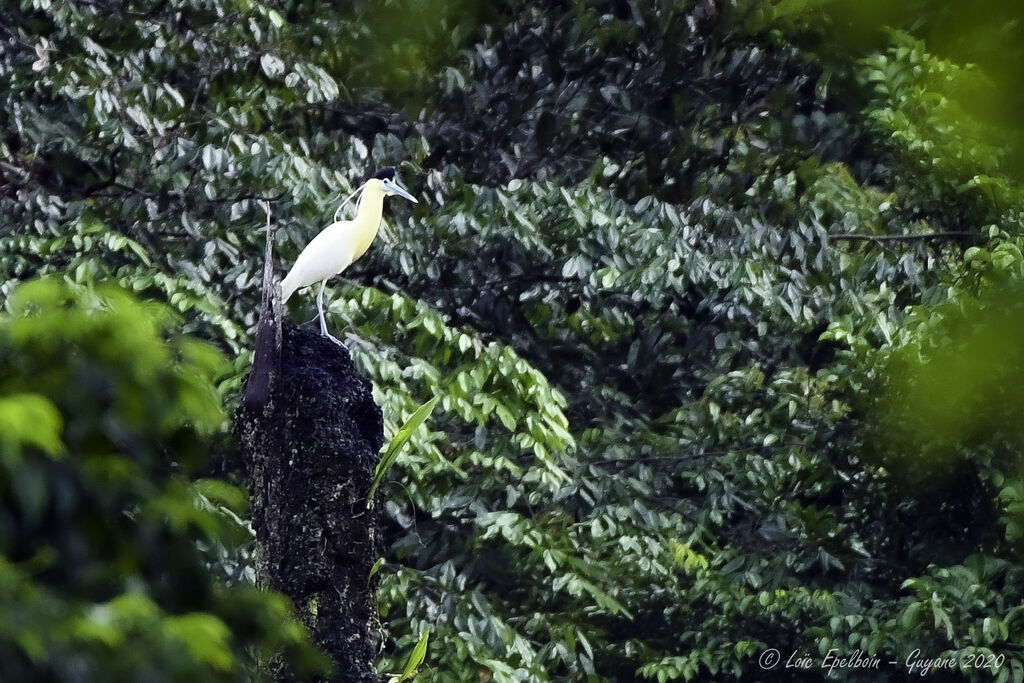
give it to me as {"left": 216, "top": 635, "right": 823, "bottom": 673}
{"left": 369, "top": 557, "right": 385, "bottom": 580}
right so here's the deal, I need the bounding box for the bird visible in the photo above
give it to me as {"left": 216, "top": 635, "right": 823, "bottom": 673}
{"left": 281, "top": 167, "right": 417, "bottom": 344}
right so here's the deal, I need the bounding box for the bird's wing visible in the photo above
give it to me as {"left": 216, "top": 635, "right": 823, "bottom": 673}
{"left": 282, "top": 222, "right": 358, "bottom": 295}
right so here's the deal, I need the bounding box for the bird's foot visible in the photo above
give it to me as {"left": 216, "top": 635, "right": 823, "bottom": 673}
{"left": 321, "top": 330, "right": 348, "bottom": 349}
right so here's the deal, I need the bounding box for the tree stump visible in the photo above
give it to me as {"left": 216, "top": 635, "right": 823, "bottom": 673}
{"left": 235, "top": 323, "right": 384, "bottom": 682}
{"left": 234, "top": 218, "right": 384, "bottom": 681}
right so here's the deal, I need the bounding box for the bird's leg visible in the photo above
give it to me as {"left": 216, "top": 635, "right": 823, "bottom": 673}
{"left": 316, "top": 280, "right": 347, "bottom": 348}
{"left": 316, "top": 280, "right": 328, "bottom": 335}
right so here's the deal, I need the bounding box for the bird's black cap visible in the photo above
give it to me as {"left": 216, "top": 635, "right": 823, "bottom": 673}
{"left": 372, "top": 167, "right": 396, "bottom": 181}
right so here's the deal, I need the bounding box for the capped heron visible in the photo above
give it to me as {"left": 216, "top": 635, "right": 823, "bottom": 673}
{"left": 281, "top": 167, "right": 417, "bottom": 343}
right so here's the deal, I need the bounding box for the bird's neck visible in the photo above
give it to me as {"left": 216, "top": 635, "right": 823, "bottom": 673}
{"left": 352, "top": 188, "right": 385, "bottom": 257}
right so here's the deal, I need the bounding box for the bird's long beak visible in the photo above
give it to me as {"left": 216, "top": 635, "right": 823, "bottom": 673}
{"left": 384, "top": 178, "right": 418, "bottom": 203}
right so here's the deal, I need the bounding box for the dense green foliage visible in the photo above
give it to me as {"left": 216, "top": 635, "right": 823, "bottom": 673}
{"left": 0, "top": 279, "right": 327, "bottom": 680}
{"left": 4, "top": 0, "right": 1024, "bottom": 680}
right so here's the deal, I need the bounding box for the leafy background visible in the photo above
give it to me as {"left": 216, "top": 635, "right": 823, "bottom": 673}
{"left": 3, "top": 0, "right": 1024, "bottom": 680}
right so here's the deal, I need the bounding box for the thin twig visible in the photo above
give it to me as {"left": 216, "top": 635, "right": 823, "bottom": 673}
{"left": 828, "top": 231, "right": 981, "bottom": 243}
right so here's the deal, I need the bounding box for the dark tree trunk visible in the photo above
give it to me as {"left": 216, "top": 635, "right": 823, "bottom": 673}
{"left": 234, "top": 220, "right": 384, "bottom": 682}
{"left": 236, "top": 324, "right": 384, "bottom": 682}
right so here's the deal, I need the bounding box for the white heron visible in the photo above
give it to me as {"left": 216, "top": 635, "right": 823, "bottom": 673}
{"left": 281, "top": 167, "right": 417, "bottom": 343}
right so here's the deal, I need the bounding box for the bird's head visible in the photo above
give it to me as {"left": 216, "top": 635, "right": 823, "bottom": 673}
{"left": 367, "top": 167, "right": 417, "bottom": 203}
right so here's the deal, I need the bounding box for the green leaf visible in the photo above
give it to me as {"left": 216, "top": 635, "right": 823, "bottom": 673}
{"left": 0, "top": 394, "right": 64, "bottom": 459}
{"left": 164, "top": 613, "right": 233, "bottom": 672}
{"left": 399, "top": 630, "right": 429, "bottom": 682}
{"left": 368, "top": 396, "right": 438, "bottom": 506}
